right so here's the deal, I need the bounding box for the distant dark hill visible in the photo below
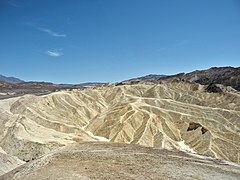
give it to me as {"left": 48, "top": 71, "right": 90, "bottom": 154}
{"left": 120, "top": 66, "right": 240, "bottom": 91}
{"left": 117, "top": 73, "right": 183, "bottom": 85}
{"left": 127, "top": 74, "right": 167, "bottom": 82}
{"left": 116, "top": 74, "right": 166, "bottom": 85}
{"left": 182, "top": 67, "right": 240, "bottom": 91}
{"left": 0, "top": 75, "right": 24, "bottom": 83}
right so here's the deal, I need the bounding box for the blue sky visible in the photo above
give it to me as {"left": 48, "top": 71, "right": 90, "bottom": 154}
{"left": 0, "top": 0, "right": 240, "bottom": 83}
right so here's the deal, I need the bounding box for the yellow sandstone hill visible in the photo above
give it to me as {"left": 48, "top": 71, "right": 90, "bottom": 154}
{"left": 0, "top": 81, "right": 239, "bottom": 175}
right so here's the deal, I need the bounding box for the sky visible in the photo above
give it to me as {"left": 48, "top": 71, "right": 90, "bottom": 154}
{"left": 0, "top": 0, "right": 240, "bottom": 83}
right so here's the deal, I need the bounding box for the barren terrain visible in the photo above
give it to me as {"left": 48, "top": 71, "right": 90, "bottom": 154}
{"left": 0, "top": 81, "right": 240, "bottom": 178}
{"left": 1, "top": 142, "right": 240, "bottom": 180}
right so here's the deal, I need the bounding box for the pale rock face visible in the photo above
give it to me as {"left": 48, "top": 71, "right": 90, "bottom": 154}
{"left": 0, "top": 147, "right": 24, "bottom": 175}
{"left": 0, "top": 81, "right": 240, "bottom": 170}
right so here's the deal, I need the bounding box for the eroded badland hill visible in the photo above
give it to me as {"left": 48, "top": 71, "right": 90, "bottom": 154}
{"left": 0, "top": 80, "right": 240, "bottom": 179}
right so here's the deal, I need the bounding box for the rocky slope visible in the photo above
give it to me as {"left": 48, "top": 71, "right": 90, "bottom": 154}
{"left": 182, "top": 66, "right": 240, "bottom": 90}
{"left": 0, "top": 150, "right": 24, "bottom": 176}
{"left": 121, "top": 66, "right": 240, "bottom": 91}
{"left": 0, "top": 81, "right": 239, "bottom": 173}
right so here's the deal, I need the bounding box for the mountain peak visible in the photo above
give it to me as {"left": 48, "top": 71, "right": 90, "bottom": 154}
{"left": 0, "top": 75, "right": 24, "bottom": 83}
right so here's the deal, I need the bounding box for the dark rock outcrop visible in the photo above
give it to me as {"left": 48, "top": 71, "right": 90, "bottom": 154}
{"left": 205, "top": 83, "right": 223, "bottom": 93}
{"left": 182, "top": 67, "right": 240, "bottom": 91}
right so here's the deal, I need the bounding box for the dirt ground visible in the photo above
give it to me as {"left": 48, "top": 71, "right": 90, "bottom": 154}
{"left": 1, "top": 142, "right": 240, "bottom": 180}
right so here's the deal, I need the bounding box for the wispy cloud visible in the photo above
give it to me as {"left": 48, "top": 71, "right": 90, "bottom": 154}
{"left": 25, "top": 22, "right": 67, "bottom": 37}
{"left": 37, "top": 27, "right": 67, "bottom": 37}
{"left": 7, "top": 1, "right": 21, "bottom": 7}
{"left": 46, "top": 49, "right": 64, "bottom": 57}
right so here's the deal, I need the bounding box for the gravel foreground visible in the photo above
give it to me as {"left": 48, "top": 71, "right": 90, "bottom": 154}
{"left": 1, "top": 142, "right": 240, "bottom": 180}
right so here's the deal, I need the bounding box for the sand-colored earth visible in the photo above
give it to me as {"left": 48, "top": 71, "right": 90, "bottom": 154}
{"left": 0, "top": 81, "right": 240, "bottom": 177}
{"left": 1, "top": 142, "right": 240, "bottom": 180}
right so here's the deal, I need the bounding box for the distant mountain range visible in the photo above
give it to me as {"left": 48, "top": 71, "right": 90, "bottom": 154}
{"left": 0, "top": 81, "right": 107, "bottom": 99}
{"left": 0, "top": 74, "right": 107, "bottom": 99}
{"left": 0, "top": 66, "right": 239, "bottom": 99}
{"left": 120, "top": 66, "right": 240, "bottom": 91}
{"left": 0, "top": 75, "right": 24, "bottom": 83}
{"left": 0, "top": 75, "right": 106, "bottom": 87}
